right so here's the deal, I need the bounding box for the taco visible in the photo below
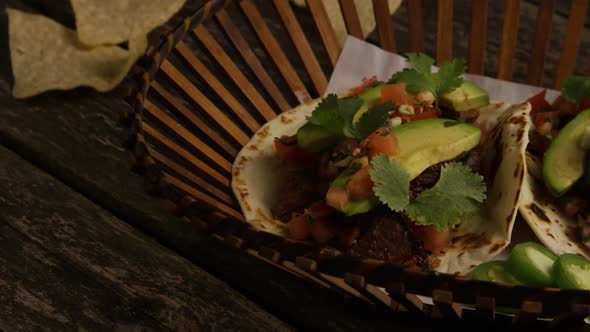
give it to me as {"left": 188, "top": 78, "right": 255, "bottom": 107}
{"left": 518, "top": 77, "right": 590, "bottom": 260}
{"left": 232, "top": 54, "right": 531, "bottom": 275}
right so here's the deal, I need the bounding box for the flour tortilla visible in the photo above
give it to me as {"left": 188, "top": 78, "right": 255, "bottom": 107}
{"left": 232, "top": 94, "right": 531, "bottom": 275}
{"left": 518, "top": 152, "right": 590, "bottom": 260}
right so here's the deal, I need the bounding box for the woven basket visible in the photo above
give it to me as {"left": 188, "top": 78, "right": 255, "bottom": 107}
{"left": 124, "top": 0, "right": 590, "bottom": 327}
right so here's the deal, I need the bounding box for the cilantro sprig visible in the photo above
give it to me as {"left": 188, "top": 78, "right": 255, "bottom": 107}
{"left": 389, "top": 53, "right": 466, "bottom": 105}
{"left": 369, "top": 154, "right": 410, "bottom": 211}
{"left": 405, "top": 163, "right": 487, "bottom": 231}
{"left": 307, "top": 93, "right": 393, "bottom": 141}
{"left": 562, "top": 76, "right": 590, "bottom": 106}
{"left": 369, "top": 156, "right": 487, "bottom": 231}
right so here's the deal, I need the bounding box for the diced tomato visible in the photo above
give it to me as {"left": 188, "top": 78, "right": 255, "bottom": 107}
{"left": 533, "top": 110, "right": 559, "bottom": 129}
{"left": 367, "top": 128, "right": 399, "bottom": 157}
{"left": 380, "top": 83, "right": 416, "bottom": 106}
{"left": 274, "top": 137, "right": 314, "bottom": 163}
{"left": 289, "top": 213, "right": 311, "bottom": 241}
{"left": 350, "top": 76, "right": 378, "bottom": 96}
{"left": 527, "top": 90, "right": 552, "bottom": 113}
{"left": 306, "top": 201, "right": 337, "bottom": 219}
{"left": 552, "top": 95, "right": 578, "bottom": 116}
{"left": 401, "top": 108, "right": 439, "bottom": 122}
{"left": 345, "top": 166, "right": 374, "bottom": 200}
{"left": 318, "top": 152, "right": 339, "bottom": 180}
{"left": 326, "top": 186, "right": 349, "bottom": 211}
{"left": 409, "top": 223, "right": 451, "bottom": 253}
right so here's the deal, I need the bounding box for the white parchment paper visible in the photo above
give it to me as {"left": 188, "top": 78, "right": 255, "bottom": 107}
{"left": 326, "top": 36, "right": 561, "bottom": 103}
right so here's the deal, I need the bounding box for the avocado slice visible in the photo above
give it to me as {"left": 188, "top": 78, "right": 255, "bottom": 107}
{"left": 391, "top": 118, "right": 481, "bottom": 179}
{"left": 343, "top": 197, "right": 379, "bottom": 216}
{"left": 439, "top": 81, "right": 490, "bottom": 112}
{"left": 297, "top": 84, "right": 385, "bottom": 152}
{"left": 543, "top": 109, "right": 590, "bottom": 196}
{"left": 358, "top": 83, "right": 384, "bottom": 104}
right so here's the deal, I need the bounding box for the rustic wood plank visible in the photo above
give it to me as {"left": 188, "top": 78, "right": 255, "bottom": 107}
{"left": 497, "top": 0, "right": 522, "bottom": 80}
{"left": 338, "top": 0, "right": 363, "bottom": 39}
{"left": 373, "top": 0, "right": 397, "bottom": 53}
{"left": 273, "top": 0, "right": 328, "bottom": 95}
{"left": 436, "top": 0, "right": 454, "bottom": 64}
{"left": 526, "top": 0, "right": 555, "bottom": 85}
{"left": 467, "top": 0, "right": 488, "bottom": 74}
{"left": 0, "top": 144, "right": 290, "bottom": 331}
{"left": 555, "top": 0, "right": 589, "bottom": 89}
{"left": 0, "top": 222, "right": 164, "bottom": 331}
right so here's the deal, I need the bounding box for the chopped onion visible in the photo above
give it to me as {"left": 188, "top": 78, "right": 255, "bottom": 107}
{"left": 389, "top": 117, "right": 402, "bottom": 128}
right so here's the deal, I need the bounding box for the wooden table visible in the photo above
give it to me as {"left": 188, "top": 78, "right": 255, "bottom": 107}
{"left": 1, "top": 1, "right": 586, "bottom": 330}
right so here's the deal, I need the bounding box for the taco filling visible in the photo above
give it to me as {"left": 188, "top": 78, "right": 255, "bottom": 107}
{"left": 522, "top": 76, "right": 590, "bottom": 256}
{"left": 232, "top": 54, "right": 531, "bottom": 275}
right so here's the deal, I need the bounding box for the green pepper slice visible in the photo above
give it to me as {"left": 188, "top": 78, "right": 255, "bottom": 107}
{"left": 471, "top": 261, "right": 521, "bottom": 285}
{"left": 553, "top": 254, "right": 590, "bottom": 290}
{"left": 506, "top": 242, "right": 557, "bottom": 287}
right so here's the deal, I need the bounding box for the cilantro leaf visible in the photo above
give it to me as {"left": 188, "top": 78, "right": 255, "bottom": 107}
{"left": 562, "top": 76, "right": 590, "bottom": 105}
{"left": 308, "top": 94, "right": 341, "bottom": 133}
{"left": 434, "top": 58, "right": 466, "bottom": 96}
{"left": 404, "top": 163, "right": 486, "bottom": 231}
{"left": 348, "top": 101, "right": 393, "bottom": 139}
{"left": 406, "top": 52, "right": 434, "bottom": 74}
{"left": 391, "top": 69, "right": 437, "bottom": 95}
{"left": 369, "top": 154, "right": 410, "bottom": 212}
{"left": 308, "top": 94, "right": 363, "bottom": 135}
{"left": 388, "top": 53, "right": 466, "bottom": 105}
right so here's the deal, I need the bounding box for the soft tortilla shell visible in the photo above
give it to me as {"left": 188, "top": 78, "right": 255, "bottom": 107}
{"left": 518, "top": 153, "right": 590, "bottom": 259}
{"left": 232, "top": 98, "right": 531, "bottom": 275}
{"left": 436, "top": 103, "right": 532, "bottom": 275}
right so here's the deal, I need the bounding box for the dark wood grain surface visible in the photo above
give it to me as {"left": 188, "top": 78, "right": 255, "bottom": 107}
{"left": 1, "top": 0, "right": 588, "bottom": 330}
{"left": 0, "top": 145, "right": 291, "bottom": 331}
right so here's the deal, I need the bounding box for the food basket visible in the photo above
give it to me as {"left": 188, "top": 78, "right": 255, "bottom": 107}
{"left": 124, "top": 0, "right": 590, "bottom": 327}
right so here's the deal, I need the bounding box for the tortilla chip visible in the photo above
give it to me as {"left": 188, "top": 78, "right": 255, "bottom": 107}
{"left": 70, "top": 0, "right": 185, "bottom": 46}
{"left": 232, "top": 96, "right": 531, "bottom": 275}
{"left": 8, "top": 9, "right": 147, "bottom": 98}
{"left": 518, "top": 152, "right": 590, "bottom": 259}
